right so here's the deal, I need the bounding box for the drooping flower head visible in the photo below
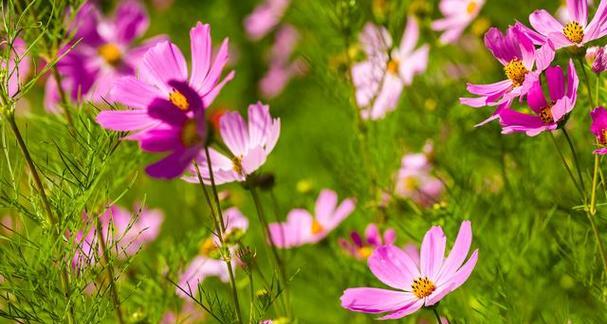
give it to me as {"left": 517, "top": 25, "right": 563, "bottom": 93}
{"left": 460, "top": 25, "right": 555, "bottom": 117}
{"left": 431, "top": 0, "right": 486, "bottom": 44}
{"left": 182, "top": 102, "right": 280, "bottom": 185}
{"left": 177, "top": 208, "right": 248, "bottom": 298}
{"left": 340, "top": 221, "right": 478, "bottom": 320}
{"left": 519, "top": 0, "right": 607, "bottom": 49}
{"left": 352, "top": 18, "right": 429, "bottom": 120}
{"left": 244, "top": 0, "right": 291, "bottom": 40}
{"left": 394, "top": 144, "right": 443, "bottom": 207}
{"left": 2, "top": 38, "right": 30, "bottom": 99}
{"left": 339, "top": 224, "right": 396, "bottom": 260}
{"left": 267, "top": 189, "right": 355, "bottom": 248}
{"left": 590, "top": 106, "right": 607, "bottom": 154}
{"left": 72, "top": 204, "right": 164, "bottom": 269}
{"left": 498, "top": 60, "right": 578, "bottom": 136}
{"left": 45, "top": 1, "right": 166, "bottom": 111}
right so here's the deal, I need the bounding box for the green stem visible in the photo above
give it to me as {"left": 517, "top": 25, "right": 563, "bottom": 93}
{"left": 591, "top": 155, "right": 600, "bottom": 215}
{"left": 561, "top": 128, "right": 586, "bottom": 193}
{"left": 579, "top": 57, "right": 596, "bottom": 108}
{"left": 586, "top": 211, "right": 607, "bottom": 278}
{"left": 431, "top": 305, "right": 443, "bottom": 324}
{"left": 95, "top": 219, "right": 125, "bottom": 324}
{"left": 549, "top": 132, "right": 585, "bottom": 198}
{"left": 248, "top": 272, "right": 255, "bottom": 324}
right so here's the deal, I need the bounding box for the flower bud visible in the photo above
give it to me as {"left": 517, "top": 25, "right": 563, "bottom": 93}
{"left": 235, "top": 246, "right": 256, "bottom": 274}
{"left": 592, "top": 47, "right": 607, "bottom": 74}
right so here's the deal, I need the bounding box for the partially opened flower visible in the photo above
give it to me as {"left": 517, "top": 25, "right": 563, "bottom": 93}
{"left": 460, "top": 25, "right": 554, "bottom": 117}
{"left": 340, "top": 221, "right": 478, "bottom": 320}
{"left": 352, "top": 18, "right": 429, "bottom": 120}
{"left": 339, "top": 224, "right": 396, "bottom": 260}
{"left": 499, "top": 60, "right": 578, "bottom": 136}
{"left": 519, "top": 0, "right": 607, "bottom": 49}
{"left": 177, "top": 208, "right": 248, "bottom": 298}
{"left": 2, "top": 38, "right": 30, "bottom": 99}
{"left": 590, "top": 106, "right": 607, "bottom": 154}
{"left": 45, "top": 1, "right": 166, "bottom": 111}
{"left": 268, "top": 189, "right": 355, "bottom": 248}
{"left": 431, "top": 0, "right": 485, "bottom": 44}
{"left": 182, "top": 102, "right": 280, "bottom": 185}
{"left": 588, "top": 46, "right": 607, "bottom": 73}
{"left": 244, "top": 0, "right": 291, "bottom": 40}
{"left": 394, "top": 146, "right": 443, "bottom": 207}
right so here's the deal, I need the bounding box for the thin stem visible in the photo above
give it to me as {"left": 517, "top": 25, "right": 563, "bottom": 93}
{"left": 586, "top": 212, "right": 607, "bottom": 277}
{"left": 248, "top": 272, "right": 255, "bottom": 324}
{"left": 561, "top": 128, "right": 586, "bottom": 193}
{"left": 51, "top": 67, "right": 74, "bottom": 128}
{"left": 95, "top": 219, "right": 125, "bottom": 324}
{"left": 431, "top": 306, "right": 443, "bottom": 324}
{"left": 591, "top": 154, "right": 600, "bottom": 215}
{"left": 579, "top": 57, "right": 596, "bottom": 108}
{"left": 549, "top": 132, "right": 585, "bottom": 198}
{"left": 193, "top": 157, "right": 243, "bottom": 324}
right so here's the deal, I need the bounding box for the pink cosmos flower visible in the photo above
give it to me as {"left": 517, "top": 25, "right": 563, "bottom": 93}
{"left": 590, "top": 106, "right": 607, "bottom": 154}
{"left": 394, "top": 145, "right": 443, "bottom": 207}
{"left": 267, "top": 189, "right": 355, "bottom": 248}
{"left": 244, "top": 0, "right": 291, "bottom": 40}
{"left": 519, "top": 0, "right": 607, "bottom": 49}
{"left": 259, "top": 25, "right": 306, "bottom": 98}
{"left": 182, "top": 102, "right": 280, "bottom": 185}
{"left": 498, "top": 60, "right": 578, "bottom": 136}
{"left": 587, "top": 46, "right": 607, "bottom": 73}
{"left": 177, "top": 208, "right": 248, "bottom": 298}
{"left": 339, "top": 224, "right": 396, "bottom": 260}
{"left": 72, "top": 204, "right": 164, "bottom": 269}
{"left": 352, "top": 18, "right": 429, "bottom": 120}
{"left": 2, "top": 38, "right": 30, "bottom": 98}
{"left": 431, "top": 0, "right": 485, "bottom": 44}
{"left": 340, "top": 221, "right": 478, "bottom": 320}
{"left": 44, "top": 1, "right": 167, "bottom": 111}
{"left": 460, "top": 25, "right": 555, "bottom": 119}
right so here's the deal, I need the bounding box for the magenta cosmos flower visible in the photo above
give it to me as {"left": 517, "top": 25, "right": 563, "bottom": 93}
{"left": 460, "top": 25, "right": 555, "bottom": 113}
{"left": 590, "top": 106, "right": 607, "bottom": 154}
{"left": 244, "top": 0, "right": 291, "bottom": 40}
{"left": 352, "top": 18, "right": 429, "bottom": 120}
{"left": 2, "top": 38, "right": 30, "bottom": 99}
{"left": 177, "top": 207, "right": 248, "bottom": 298}
{"left": 339, "top": 224, "right": 396, "bottom": 260}
{"left": 72, "top": 204, "right": 164, "bottom": 269}
{"left": 431, "top": 0, "right": 485, "bottom": 44}
{"left": 498, "top": 60, "right": 578, "bottom": 136}
{"left": 519, "top": 0, "right": 607, "bottom": 49}
{"left": 394, "top": 145, "right": 443, "bottom": 207}
{"left": 45, "top": 1, "right": 167, "bottom": 111}
{"left": 267, "top": 189, "right": 355, "bottom": 248}
{"left": 340, "top": 221, "right": 478, "bottom": 320}
{"left": 182, "top": 102, "right": 280, "bottom": 185}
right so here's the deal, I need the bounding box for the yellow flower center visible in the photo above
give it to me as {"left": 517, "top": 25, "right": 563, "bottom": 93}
{"left": 387, "top": 59, "right": 400, "bottom": 75}
{"left": 169, "top": 89, "right": 190, "bottom": 111}
{"left": 180, "top": 119, "right": 202, "bottom": 147}
{"left": 232, "top": 156, "right": 244, "bottom": 176}
{"left": 412, "top": 277, "right": 436, "bottom": 299}
{"left": 466, "top": 0, "right": 478, "bottom": 14}
{"left": 98, "top": 43, "right": 122, "bottom": 66}
{"left": 311, "top": 219, "right": 324, "bottom": 235}
{"left": 601, "top": 129, "right": 607, "bottom": 144}
{"left": 504, "top": 59, "right": 528, "bottom": 87}
{"left": 538, "top": 106, "right": 554, "bottom": 124}
{"left": 403, "top": 176, "right": 420, "bottom": 191}
{"left": 357, "top": 246, "right": 373, "bottom": 259}
{"left": 563, "top": 21, "right": 584, "bottom": 44}
{"left": 199, "top": 238, "right": 217, "bottom": 255}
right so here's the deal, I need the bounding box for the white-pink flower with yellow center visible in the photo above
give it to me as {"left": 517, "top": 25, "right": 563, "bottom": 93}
{"left": 267, "top": 189, "right": 355, "bottom": 248}
{"left": 182, "top": 102, "right": 280, "bottom": 185}
{"left": 432, "top": 0, "right": 485, "bottom": 44}
{"left": 352, "top": 17, "right": 429, "bottom": 120}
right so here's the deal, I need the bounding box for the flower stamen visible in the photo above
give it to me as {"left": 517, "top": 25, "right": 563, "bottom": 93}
{"left": 180, "top": 119, "right": 202, "bottom": 147}
{"left": 504, "top": 59, "right": 528, "bottom": 87}
{"left": 563, "top": 22, "right": 584, "bottom": 44}
{"left": 98, "top": 43, "right": 122, "bottom": 66}
{"left": 412, "top": 277, "right": 436, "bottom": 299}
{"left": 538, "top": 107, "right": 554, "bottom": 124}
{"left": 169, "top": 89, "right": 190, "bottom": 111}
{"left": 466, "top": 0, "right": 478, "bottom": 14}
{"left": 311, "top": 219, "right": 324, "bottom": 234}
{"left": 387, "top": 59, "right": 400, "bottom": 75}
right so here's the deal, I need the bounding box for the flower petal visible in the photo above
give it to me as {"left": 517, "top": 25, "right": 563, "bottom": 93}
{"left": 378, "top": 299, "right": 424, "bottom": 320}
{"left": 529, "top": 10, "right": 564, "bottom": 37}
{"left": 139, "top": 41, "right": 188, "bottom": 94}
{"left": 368, "top": 245, "right": 420, "bottom": 290}
{"left": 420, "top": 226, "right": 446, "bottom": 279}
{"left": 340, "top": 288, "right": 417, "bottom": 314}
{"left": 436, "top": 221, "right": 472, "bottom": 283}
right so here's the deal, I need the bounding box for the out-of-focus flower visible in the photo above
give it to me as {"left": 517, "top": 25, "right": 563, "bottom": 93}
{"left": 268, "top": 189, "right": 355, "bottom": 248}
{"left": 351, "top": 18, "right": 429, "bottom": 120}
{"left": 339, "top": 224, "right": 396, "bottom": 260}
{"left": 590, "top": 106, "right": 607, "bottom": 154}
{"left": 518, "top": 0, "right": 607, "bottom": 49}
{"left": 177, "top": 208, "right": 248, "bottom": 298}
{"left": 45, "top": 1, "right": 166, "bottom": 111}
{"left": 431, "top": 0, "right": 485, "bottom": 44}
{"left": 161, "top": 302, "right": 205, "bottom": 324}
{"left": 340, "top": 221, "right": 478, "bottom": 320}
{"left": 72, "top": 204, "right": 164, "bottom": 269}
{"left": 244, "top": 0, "right": 290, "bottom": 40}
{"left": 460, "top": 25, "right": 555, "bottom": 124}
{"left": 587, "top": 46, "right": 607, "bottom": 73}
{"left": 498, "top": 60, "right": 578, "bottom": 136}
{"left": 260, "top": 25, "right": 307, "bottom": 98}
{"left": 2, "top": 38, "right": 30, "bottom": 99}
{"left": 152, "top": 0, "right": 175, "bottom": 12}
{"left": 182, "top": 102, "right": 280, "bottom": 185}
{"left": 97, "top": 22, "right": 234, "bottom": 179}
{"left": 394, "top": 144, "right": 443, "bottom": 207}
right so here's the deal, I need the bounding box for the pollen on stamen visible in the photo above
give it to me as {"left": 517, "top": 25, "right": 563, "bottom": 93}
{"left": 504, "top": 59, "right": 528, "bottom": 87}
{"left": 466, "top": 0, "right": 478, "bottom": 14}
{"left": 601, "top": 129, "right": 607, "bottom": 144}
{"left": 387, "top": 59, "right": 400, "bottom": 75}
{"left": 98, "top": 43, "right": 122, "bottom": 66}
{"left": 169, "top": 89, "right": 190, "bottom": 111}
{"left": 412, "top": 277, "right": 436, "bottom": 299}
{"left": 199, "top": 238, "right": 217, "bottom": 256}
{"left": 311, "top": 219, "right": 324, "bottom": 234}
{"left": 538, "top": 107, "right": 554, "bottom": 124}
{"left": 232, "top": 156, "right": 244, "bottom": 176}
{"left": 563, "top": 21, "right": 584, "bottom": 44}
